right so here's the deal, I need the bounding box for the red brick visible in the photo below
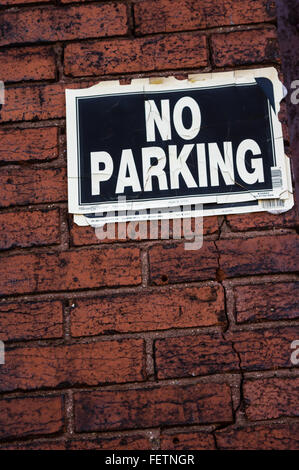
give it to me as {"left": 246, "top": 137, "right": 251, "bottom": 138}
{"left": 185, "top": 216, "right": 219, "bottom": 237}
{"left": 0, "top": 208, "right": 60, "bottom": 249}
{"left": 0, "top": 127, "right": 58, "bottom": 163}
{"left": 0, "top": 440, "right": 113, "bottom": 450}
{"left": 71, "top": 221, "right": 104, "bottom": 246}
{"left": 0, "top": 0, "right": 50, "bottom": 4}
{"left": 0, "top": 440, "right": 66, "bottom": 450}
{"left": 70, "top": 216, "right": 218, "bottom": 246}
{"left": 0, "top": 299, "right": 63, "bottom": 342}
{"left": 0, "top": 4, "right": 128, "bottom": 46}
{"left": 244, "top": 377, "right": 299, "bottom": 420}
{"left": 211, "top": 28, "right": 280, "bottom": 67}
{"left": 216, "top": 422, "right": 299, "bottom": 450}
{"left": 64, "top": 33, "right": 208, "bottom": 77}
{"left": 155, "top": 331, "right": 239, "bottom": 379}
{"left": 70, "top": 220, "right": 150, "bottom": 246}
{"left": 232, "top": 326, "right": 299, "bottom": 371}
{"left": 70, "top": 221, "right": 137, "bottom": 246}
{"left": 68, "top": 435, "right": 151, "bottom": 450}
{"left": 149, "top": 241, "right": 218, "bottom": 285}
{"left": 0, "top": 167, "right": 66, "bottom": 208}
{"left": 226, "top": 206, "right": 299, "bottom": 232}
{"left": 216, "top": 234, "right": 299, "bottom": 278}
{"left": 0, "top": 339, "right": 145, "bottom": 392}
{"left": 0, "top": 84, "right": 65, "bottom": 122}
{"left": 70, "top": 285, "right": 225, "bottom": 337}
{"left": 0, "top": 83, "right": 68, "bottom": 122}
{"left": 0, "top": 246, "right": 141, "bottom": 295}
{"left": 234, "top": 281, "right": 299, "bottom": 323}
{"left": 134, "top": 0, "right": 276, "bottom": 35}
{"left": 0, "top": 82, "right": 92, "bottom": 123}
{"left": 74, "top": 383, "right": 233, "bottom": 432}
{"left": 0, "top": 46, "right": 56, "bottom": 82}
{"left": 5, "top": 438, "right": 148, "bottom": 452}
{"left": 161, "top": 431, "right": 216, "bottom": 450}
{"left": 0, "top": 396, "right": 64, "bottom": 440}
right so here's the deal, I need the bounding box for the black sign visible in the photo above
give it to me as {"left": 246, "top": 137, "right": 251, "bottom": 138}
{"left": 66, "top": 72, "right": 290, "bottom": 215}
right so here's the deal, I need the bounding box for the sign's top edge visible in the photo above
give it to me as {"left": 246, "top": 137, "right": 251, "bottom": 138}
{"left": 64, "top": 68, "right": 283, "bottom": 113}
{"left": 65, "top": 67, "right": 284, "bottom": 126}
{"left": 65, "top": 67, "right": 280, "bottom": 94}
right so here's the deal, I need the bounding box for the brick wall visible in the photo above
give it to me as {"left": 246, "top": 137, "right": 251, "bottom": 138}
{"left": 0, "top": 0, "right": 298, "bottom": 451}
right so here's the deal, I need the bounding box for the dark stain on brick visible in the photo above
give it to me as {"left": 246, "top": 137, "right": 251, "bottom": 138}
{"left": 265, "top": 38, "right": 279, "bottom": 61}
{"left": 0, "top": 20, "right": 13, "bottom": 38}
{"left": 266, "top": 0, "right": 276, "bottom": 16}
{"left": 216, "top": 268, "right": 227, "bottom": 281}
{"left": 59, "top": 258, "right": 68, "bottom": 268}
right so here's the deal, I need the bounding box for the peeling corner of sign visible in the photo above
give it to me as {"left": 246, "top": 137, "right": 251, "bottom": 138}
{"left": 253, "top": 68, "right": 285, "bottom": 117}
{"left": 255, "top": 77, "right": 277, "bottom": 112}
{"left": 189, "top": 67, "right": 285, "bottom": 118}
{"left": 74, "top": 213, "right": 107, "bottom": 228}
{"left": 73, "top": 214, "right": 89, "bottom": 226}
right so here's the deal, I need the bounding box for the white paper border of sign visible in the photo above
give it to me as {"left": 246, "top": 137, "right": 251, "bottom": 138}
{"left": 66, "top": 68, "right": 293, "bottom": 216}
{"left": 72, "top": 198, "right": 291, "bottom": 228}
{"left": 73, "top": 207, "right": 205, "bottom": 227}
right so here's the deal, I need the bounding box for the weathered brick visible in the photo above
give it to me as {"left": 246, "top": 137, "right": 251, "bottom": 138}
{"left": 0, "top": 167, "right": 66, "bottom": 208}
{"left": 70, "top": 285, "right": 225, "bottom": 337}
{"left": 0, "top": 396, "right": 64, "bottom": 440}
{"left": 0, "top": 299, "right": 63, "bottom": 342}
{"left": 70, "top": 217, "right": 219, "bottom": 246}
{"left": 0, "top": 46, "right": 56, "bottom": 82}
{"left": 161, "top": 431, "right": 216, "bottom": 450}
{"left": 0, "top": 246, "right": 141, "bottom": 295}
{"left": 64, "top": 33, "right": 208, "bottom": 77}
{"left": 0, "top": 4, "right": 128, "bottom": 46}
{"left": 149, "top": 241, "right": 218, "bottom": 285}
{"left": 232, "top": 326, "right": 299, "bottom": 371}
{"left": 74, "top": 383, "right": 233, "bottom": 432}
{"left": 0, "top": 437, "right": 150, "bottom": 451}
{"left": 0, "top": 437, "right": 147, "bottom": 450}
{"left": 0, "top": 0, "right": 50, "bottom": 4}
{"left": 0, "top": 339, "right": 145, "bottom": 392}
{"left": 0, "top": 440, "right": 66, "bottom": 450}
{"left": 183, "top": 216, "right": 219, "bottom": 237}
{"left": 71, "top": 221, "right": 131, "bottom": 246}
{"left": 0, "top": 127, "right": 58, "bottom": 163}
{"left": 155, "top": 331, "right": 239, "bottom": 379}
{"left": 226, "top": 206, "right": 299, "bottom": 232}
{"left": 216, "top": 422, "right": 299, "bottom": 450}
{"left": 134, "top": 0, "right": 276, "bottom": 35}
{"left": 0, "top": 84, "right": 65, "bottom": 122}
{"left": 211, "top": 28, "right": 280, "bottom": 67}
{"left": 234, "top": 281, "right": 299, "bottom": 323}
{"left": 0, "top": 208, "right": 60, "bottom": 249}
{"left": 244, "top": 377, "right": 299, "bottom": 420}
{"left": 216, "top": 234, "right": 299, "bottom": 278}
{"left": 70, "top": 220, "right": 151, "bottom": 246}
{"left": 68, "top": 435, "right": 151, "bottom": 450}
{"left": 0, "top": 0, "right": 296, "bottom": 450}
{"left": 0, "top": 82, "right": 92, "bottom": 123}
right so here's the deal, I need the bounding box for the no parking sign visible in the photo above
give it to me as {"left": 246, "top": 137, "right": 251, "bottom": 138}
{"left": 66, "top": 68, "right": 293, "bottom": 225}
